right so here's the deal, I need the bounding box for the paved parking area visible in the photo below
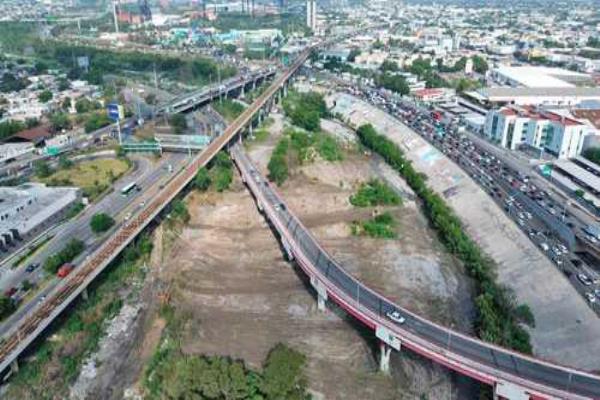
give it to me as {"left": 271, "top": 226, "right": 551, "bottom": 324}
{"left": 330, "top": 92, "right": 600, "bottom": 371}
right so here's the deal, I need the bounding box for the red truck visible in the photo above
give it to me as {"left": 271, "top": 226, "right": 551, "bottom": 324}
{"left": 57, "top": 263, "right": 74, "bottom": 278}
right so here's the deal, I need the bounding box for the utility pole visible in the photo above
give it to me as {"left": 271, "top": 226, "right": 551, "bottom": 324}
{"left": 113, "top": 0, "right": 120, "bottom": 34}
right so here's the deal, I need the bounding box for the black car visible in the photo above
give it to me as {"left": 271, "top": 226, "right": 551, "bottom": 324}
{"left": 25, "top": 263, "right": 40, "bottom": 273}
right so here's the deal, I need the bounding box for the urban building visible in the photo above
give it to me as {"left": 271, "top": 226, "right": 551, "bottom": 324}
{"left": 466, "top": 87, "right": 600, "bottom": 108}
{"left": 0, "top": 183, "right": 80, "bottom": 251}
{"left": 490, "top": 66, "right": 592, "bottom": 88}
{"left": 306, "top": 0, "right": 317, "bottom": 32}
{"left": 483, "top": 105, "right": 595, "bottom": 158}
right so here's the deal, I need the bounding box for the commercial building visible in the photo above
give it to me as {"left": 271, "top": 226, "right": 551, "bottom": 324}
{"left": 466, "top": 87, "right": 600, "bottom": 108}
{"left": 483, "top": 105, "right": 595, "bottom": 158}
{"left": 490, "top": 66, "right": 592, "bottom": 88}
{"left": 0, "top": 183, "right": 80, "bottom": 252}
{"left": 0, "top": 143, "right": 34, "bottom": 163}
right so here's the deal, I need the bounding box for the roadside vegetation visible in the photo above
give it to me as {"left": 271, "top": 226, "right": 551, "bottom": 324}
{"left": 43, "top": 238, "right": 85, "bottom": 274}
{"left": 267, "top": 128, "right": 343, "bottom": 186}
{"left": 356, "top": 123, "right": 535, "bottom": 353}
{"left": 267, "top": 137, "right": 290, "bottom": 186}
{"left": 5, "top": 235, "right": 153, "bottom": 399}
{"left": 351, "top": 212, "right": 397, "bottom": 239}
{"left": 36, "top": 158, "right": 130, "bottom": 200}
{"left": 30, "top": 42, "right": 236, "bottom": 87}
{"left": 282, "top": 91, "right": 328, "bottom": 132}
{"left": 213, "top": 98, "right": 246, "bottom": 122}
{"left": 90, "top": 213, "right": 115, "bottom": 234}
{"left": 194, "top": 151, "right": 234, "bottom": 193}
{"left": 350, "top": 179, "right": 401, "bottom": 207}
{"left": 144, "top": 301, "right": 310, "bottom": 400}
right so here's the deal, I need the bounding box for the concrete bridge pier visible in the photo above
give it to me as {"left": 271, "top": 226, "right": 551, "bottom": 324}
{"left": 379, "top": 341, "right": 391, "bottom": 374}
{"left": 10, "top": 360, "right": 18, "bottom": 375}
{"left": 310, "top": 276, "right": 328, "bottom": 312}
{"left": 81, "top": 287, "right": 89, "bottom": 301}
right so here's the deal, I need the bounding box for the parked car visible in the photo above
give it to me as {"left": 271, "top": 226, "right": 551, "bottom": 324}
{"left": 25, "top": 263, "right": 40, "bottom": 273}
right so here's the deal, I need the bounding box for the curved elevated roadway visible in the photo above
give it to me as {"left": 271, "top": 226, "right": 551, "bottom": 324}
{"left": 230, "top": 144, "right": 600, "bottom": 400}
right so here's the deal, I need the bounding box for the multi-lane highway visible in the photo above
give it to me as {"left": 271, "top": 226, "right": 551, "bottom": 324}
{"left": 0, "top": 152, "right": 187, "bottom": 337}
{"left": 231, "top": 144, "right": 600, "bottom": 400}
{"left": 0, "top": 45, "right": 311, "bottom": 377}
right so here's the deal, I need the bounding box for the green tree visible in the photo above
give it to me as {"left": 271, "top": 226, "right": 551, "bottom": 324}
{"left": 472, "top": 55, "right": 488, "bottom": 74}
{"left": 261, "top": 344, "right": 309, "bottom": 400}
{"left": 169, "top": 113, "right": 187, "bottom": 134}
{"left": 375, "top": 73, "right": 410, "bottom": 95}
{"left": 49, "top": 112, "right": 72, "bottom": 132}
{"left": 90, "top": 213, "right": 115, "bottom": 234}
{"left": 38, "top": 89, "right": 53, "bottom": 103}
{"left": 84, "top": 112, "right": 111, "bottom": 133}
{"left": 44, "top": 239, "right": 85, "bottom": 274}
{"left": 58, "top": 155, "right": 74, "bottom": 169}
{"left": 0, "top": 296, "right": 16, "bottom": 321}
{"left": 347, "top": 48, "right": 361, "bottom": 62}
{"left": 380, "top": 59, "right": 399, "bottom": 72}
{"left": 268, "top": 138, "right": 289, "bottom": 185}
{"left": 34, "top": 61, "right": 48, "bottom": 74}
{"left": 25, "top": 117, "right": 39, "bottom": 128}
{"left": 22, "top": 279, "right": 33, "bottom": 291}
{"left": 195, "top": 167, "right": 211, "bottom": 191}
{"left": 33, "top": 160, "right": 52, "bottom": 178}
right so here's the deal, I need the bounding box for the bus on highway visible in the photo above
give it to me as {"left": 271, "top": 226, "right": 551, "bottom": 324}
{"left": 121, "top": 182, "right": 139, "bottom": 196}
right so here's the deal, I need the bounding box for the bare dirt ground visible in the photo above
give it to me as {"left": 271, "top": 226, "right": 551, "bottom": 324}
{"left": 88, "top": 112, "right": 475, "bottom": 399}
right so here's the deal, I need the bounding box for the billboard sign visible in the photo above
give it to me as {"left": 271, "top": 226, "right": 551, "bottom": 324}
{"left": 107, "top": 103, "right": 124, "bottom": 121}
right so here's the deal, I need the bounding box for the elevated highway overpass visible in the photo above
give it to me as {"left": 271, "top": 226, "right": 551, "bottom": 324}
{"left": 0, "top": 41, "right": 599, "bottom": 399}
{"left": 230, "top": 145, "right": 600, "bottom": 400}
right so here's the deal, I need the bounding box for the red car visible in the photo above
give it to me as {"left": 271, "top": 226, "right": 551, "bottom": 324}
{"left": 57, "top": 263, "right": 74, "bottom": 278}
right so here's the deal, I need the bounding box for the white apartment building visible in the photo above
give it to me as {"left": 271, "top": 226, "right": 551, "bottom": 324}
{"left": 484, "top": 106, "right": 595, "bottom": 158}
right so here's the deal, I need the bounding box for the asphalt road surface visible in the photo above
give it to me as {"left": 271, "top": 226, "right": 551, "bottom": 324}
{"left": 0, "top": 152, "right": 188, "bottom": 338}
{"left": 233, "top": 145, "right": 600, "bottom": 399}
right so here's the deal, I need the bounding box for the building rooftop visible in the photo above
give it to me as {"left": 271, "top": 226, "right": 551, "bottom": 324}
{"left": 0, "top": 183, "right": 80, "bottom": 236}
{"left": 493, "top": 65, "right": 590, "bottom": 88}
{"left": 470, "top": 86, "right": 600, "bottom": 100}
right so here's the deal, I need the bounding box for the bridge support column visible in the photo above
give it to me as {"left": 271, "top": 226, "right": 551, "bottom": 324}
{"left": 379, "top": 341, "right": 391, "bottom": 374}
{"left": 310, "top": 276, "right": 328, "bottom": 312}
{"left": 82, "top": 287, "right": 89, "bottom": 301}
{"left": 240, "top": 85, "right": 245, "bottom": 98}
{"left": 10, "top": 360, "right": 18, "bottom": 374}
{"left": 283, "top": 84, "right": 288, "bottom": 98}
{"left": 317, "top": 293, "right": 326, "bottom": 312}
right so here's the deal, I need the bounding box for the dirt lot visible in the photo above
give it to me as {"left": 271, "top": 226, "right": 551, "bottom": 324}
{"left": 92, "top": 113, "right": 475, "bottom": 399}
